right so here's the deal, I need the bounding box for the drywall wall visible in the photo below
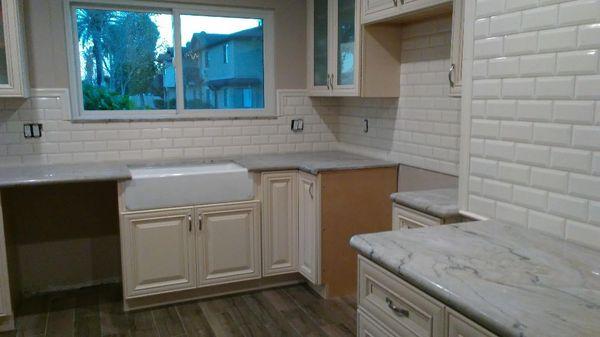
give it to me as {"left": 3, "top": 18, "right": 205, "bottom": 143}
{"left": 335, "top": 15, "right": 462, "bottom": 176}
{"left": 464, "top": 0, "right": 600, "bottom": 250}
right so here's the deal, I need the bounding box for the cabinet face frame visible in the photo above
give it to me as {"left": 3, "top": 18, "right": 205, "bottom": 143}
{"left": 261, "top": 171, "right": 299, "bottom": 276}
{"left": 0, "top": 198, "right": 12, "bottom": 321}
{"left": 195, "top": 201, "right": 262, "bottom": 287}
{"left": 298, "top": 172, "right": 322, "bottom": 285}
{"left": 0, "top": 0, "right": 29, "bottom": 97}
{"left": 307, "top": 0, "right": 361, "bottom": 97}
{"left": 449, "top": 0, "right": 464, "bottom": 97}
{"left": 121, "top": 208, "right": 196, "bottom": 299}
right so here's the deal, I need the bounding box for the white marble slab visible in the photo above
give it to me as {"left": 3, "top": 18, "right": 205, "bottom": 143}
{"left": 350, "top": 220, "right": 600, "bottom": 337}
{"left": 391, "top": 188, "right": 459, "bottom": 218}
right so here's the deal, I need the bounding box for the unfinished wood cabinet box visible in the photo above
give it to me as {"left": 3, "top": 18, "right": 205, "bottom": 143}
{"left": 307, "top": 0, "right": 402, "bottom": 97}
{"left": 358, "top": 256, "right": 498, "bottom": 337}
{"left": 0, "top": 0, "right": 29, "bottom": 97}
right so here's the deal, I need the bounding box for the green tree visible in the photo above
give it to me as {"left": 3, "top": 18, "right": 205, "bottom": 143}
{"left": 76, "top": 9, "right": 113, "bottom": 86}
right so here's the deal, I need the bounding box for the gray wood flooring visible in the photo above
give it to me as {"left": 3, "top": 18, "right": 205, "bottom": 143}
{"left": 0, "top": 284, "right": 357, "bottom": 337}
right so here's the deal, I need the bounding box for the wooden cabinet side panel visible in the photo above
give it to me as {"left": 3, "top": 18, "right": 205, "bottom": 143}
{"left": 321, "top": 167, "right": 397, "bottom": 297}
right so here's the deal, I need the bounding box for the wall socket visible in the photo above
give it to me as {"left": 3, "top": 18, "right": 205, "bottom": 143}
{"left": 291, "top": 119, "right": 304, "bottom": 132}
{"left": 23, "top": 123, "right": 43, "bottom": 139}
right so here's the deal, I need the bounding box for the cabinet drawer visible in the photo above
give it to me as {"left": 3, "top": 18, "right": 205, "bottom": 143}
{"left": 358, "top": 309, "right": 398, "bottom": 337}
{"left": 447, "top": 308, "right": 497, "bottom": 337}
{"left": 358, "top": 256, "right": 444, "bottom": 337}
{"left": 392, "top": 204, "right": 442, "bottom": 230}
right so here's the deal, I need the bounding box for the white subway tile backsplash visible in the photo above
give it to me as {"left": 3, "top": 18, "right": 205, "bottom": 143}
{"left": 539, "top": 27, "right": 578, "bottom": 52}
{"left": 535, "top": 76, "right": 575, "bottom": 98}
{"left": 529, "top": 210, "right": 566, "bottom": 237}
{"left": 502, "top": 78, "right": 536, "bottom": 98}
{"left": 514, "top": 185, "right": 548, "bottom": 210}
{"left": 553, "top": 101, "right": 595, "bottom": 123}
{"left": 488, "top": 57, "right": 520, "bottom": 77}
{"left": 548, "top": 193, "right": 589, "bottom": 220}
{"left": 558, "top": 0, "right": 600, "bottom": 25}
{"left": 557, "top": 50, "right": 599, "bottom": 75}
{"left": 572, "top": 125, "right": 600, "bottom": 148}
{"left": 532, "top": 123, "right": 572, "bottom": 145}
{"left": 483, "top": 179, "right": 513, "bottom": 201}
{"left": 522, "top": 5, "right": 558, "bottom": 31}
{"left": 569, "top": 173, "right": 600, "bottom": 199}
{"left": 496, "top": 202, "right": 528, "bottom": 226}
{"left": 532, "top": 167, "right": 568, "bottom": 192}
{"left": 565, "top": 220, "right": 600, "bottom": 249}
{"left": 578, "top": 23, "right": 600, "bottom": 48}
{"left": 500, "top": 121, "right": 533, "bottom": 141}
{"left": 476, "top": 0, "right": 507, "bottom": 17}
{"left": 575, "top": 75, "right": 600, "bottom": 98}
{"left": 490, "top": 12, "right": 522, "bottom": 35}
{"left": 475, "top": 37, "right": 505, "bottom": 58}
{"left": 505, "top": 32, "right": 539, "bottom": 56}
{"left": 517, "top": 100, "right": 553, "bottom": 121}
{"left": 499, "top": 162, "right": 531, "bottom": 184}
{"left": 520, "top": 54, "right": 556, "bottom": 76}
{"left": 551, "top": 147, "right": 592, "bottom": 172}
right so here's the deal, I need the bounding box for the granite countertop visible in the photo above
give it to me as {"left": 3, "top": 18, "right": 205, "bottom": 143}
{"left": 0, "top": 162, "right": 131, "bottom": 188}
{"left": 0, "top": 151, "right": 396, "bottom": 188}
{"left": 391, "top": 188, "right": 459, "bottom": 219}
{"left": 350, "top": 220, "right": 600, "bottom": 337}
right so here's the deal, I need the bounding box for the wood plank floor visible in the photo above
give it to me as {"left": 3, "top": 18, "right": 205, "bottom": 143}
{"left": 0, "top": 284, "right": 357, "bottom": 337}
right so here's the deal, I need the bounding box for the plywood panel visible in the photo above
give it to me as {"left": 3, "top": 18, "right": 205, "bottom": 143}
{"left": 320, "top": 167, "right": 397, "bottom": 297}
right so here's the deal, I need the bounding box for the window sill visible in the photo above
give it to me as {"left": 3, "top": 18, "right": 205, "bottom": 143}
{"left": 71, "top": 110, "right": 278, "bottom": 123}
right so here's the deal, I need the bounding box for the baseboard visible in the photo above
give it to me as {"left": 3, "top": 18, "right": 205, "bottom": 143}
{"left": 21, "top": 277, "right": 121, "bottom": 298}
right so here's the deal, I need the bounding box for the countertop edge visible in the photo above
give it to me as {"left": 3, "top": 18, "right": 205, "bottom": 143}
{"left": 349, "top": 234, "right": 520, "bottom": 337}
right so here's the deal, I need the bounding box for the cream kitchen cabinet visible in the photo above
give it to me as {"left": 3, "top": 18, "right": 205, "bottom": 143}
{"left": 308, "top": 0, "right": 402, "bottom": 97}
{"left": 0, "top": 0, "right": 29, "bottom": 97}
{"left": 358, "top": 256, "right": 498, "bottom": 337}
{"left": 449, "top": 0, "right": 464, "bottom": 97}
{"left": 121, "top": 208, "right": 196, "bottom": 298}
{"left": 261, "top": 172, "right": 299, "bottom": 276}
{"left": 120, "top": 201, "right": 261, "bottom": 299}
{"left": 196, "top": 201, "right": 261, "bottom": 286}
{"left": 0, "top": 199, "right": 13, "bottom": 331}
{"left": 298, "top": 172, "right": 321, "bottom": 285}
{"left": 361, "top": 0, "right": 452, "bottom": 25}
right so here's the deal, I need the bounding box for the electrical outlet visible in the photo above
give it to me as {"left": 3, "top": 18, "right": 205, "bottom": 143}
{"left": 363, "top": 119, "right": 369, "bottom": 133}
{"left": 23, "top": 123, "right": 43, "bottom": 139}
{"left": 291, "top": 119, "right": 304, "bottom": 132}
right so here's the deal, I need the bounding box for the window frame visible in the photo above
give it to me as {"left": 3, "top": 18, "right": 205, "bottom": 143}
{"left": 63, "top": 0, "right": 276, "bottom": 121}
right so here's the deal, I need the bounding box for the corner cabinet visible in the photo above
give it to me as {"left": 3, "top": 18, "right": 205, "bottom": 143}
{"left": 308, "top": 0, "right": 402, "bottom": 97}
{"left": 0, "top": 0, "right": 29, "bottom": 97}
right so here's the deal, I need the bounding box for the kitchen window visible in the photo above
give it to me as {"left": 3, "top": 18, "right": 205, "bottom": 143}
{"left": 64, "top": 0, "right": 275, "bottom": 120}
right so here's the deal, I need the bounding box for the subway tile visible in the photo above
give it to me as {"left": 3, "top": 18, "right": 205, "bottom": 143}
{"left": 528, "top": 211, "right": 566, "bottom": 237}
{"left": 476, "top": 0, "right": 507, "bottom": 17}
{"left": 505, "top": 32, "right": 539, "bottom": 56}
{"left": 539, "top": 27, "right": 577, "bottom": 52}
{"left": 499, "top": 162, "right": 531, "bottom": 184}
{"left": 558, "top": 0, "right": 600, "bottom": 25}
{"left": 496, "top": 202, "right": 528, "bottom": 226}
{"left": 500, "top": 121, "right": 533, "bottom": 141}
{"left": 517, "top": 100, "right": 553, "bottom": 121}
{"left": 569, "top": 173, "right": 600, "bottom": 199}
{"left": 573, "top": 125, "right": 600, "bottom": 148}
{"left": 578, "top": 24, "right": 600, "bottom": 48}
{"left": 548, "top": 193, "right": 589, "bottom": 220}
{"left": 488, "top": 57, "right": 520, "bottom": 77}
{"left": 513, "top": 185, "right": 548, "bottom": 210}
{"left": 474, "top": 37, "right": 505, "bottom": 59}
{"left": 575, "top": 75, "right": 600, "bottom": 99}
{"left": 532, "top": 167, "right": 568, "bottom": 192}
{"left": 566, "top": 220, "right": 600, "bottom": 250}
{"left": 535, "top": 76, "right": 575, "bottom": 99}
{"left": 553, "top": 101, "right": 595, "bottom": 123}
{"left": 557, "top": 50, "right": 599, "bottom": 75}
{"left": 520, "top": 54, "right": 556, "bottom": 76}
{"left": 532, "top": 123, "right": 572, "bottom": 146}
{"left": 490, "top": 12, "right": 522, "bottom": 36}
{"left": 522, "top": 5, "right": 558, "bottom": 30}
{"left": 551, "top": 147, "right": 592, "bottom": 172}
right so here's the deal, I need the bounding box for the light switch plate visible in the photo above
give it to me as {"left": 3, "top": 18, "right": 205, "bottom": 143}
{"left": 23, "top": 123, "right": 43, "bottom": 139}
{"left": 291, "top": 119, "right": 304, "bottom": 132}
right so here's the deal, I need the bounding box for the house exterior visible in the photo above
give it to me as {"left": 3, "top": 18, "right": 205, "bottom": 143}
{"left": 163, "top": 25, "right": 264, "bottom": 110}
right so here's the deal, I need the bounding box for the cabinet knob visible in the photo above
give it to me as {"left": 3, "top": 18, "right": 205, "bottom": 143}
{"left": 449, "top": 64, "right": 455, "bottom": 88}
{"left": 309, "top": 183, "right": 314, "bottom": 199}
{"left": 188, "top": 215, "right": 192, "bottom": 232}
{"left": 198, "top": 214, "right": 203, "bottom": 231}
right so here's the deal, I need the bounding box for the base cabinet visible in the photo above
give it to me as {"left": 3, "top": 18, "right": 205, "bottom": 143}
{"left": 261, "top": 172, "right": 299, "bottom": 276}
{"left": 358, "top": 256, "right": 498, "bottom": 337}
{"left": 196, "top": 202, "right": 261, "bottom": 286}
{"left": 298, "top": 172, "right": 321, "bottom": 284}
{"left": 121, "top": 208, "right": 196, "bottom": 298}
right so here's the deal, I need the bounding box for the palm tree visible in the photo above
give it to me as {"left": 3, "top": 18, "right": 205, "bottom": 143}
{"left": 76, "top": 9, "right": 113, "bottom": 86}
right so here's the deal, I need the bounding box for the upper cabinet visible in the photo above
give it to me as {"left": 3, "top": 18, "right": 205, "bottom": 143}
{"left": 361, "top": 0, "right": 452, "bottom": 25}
{"left": 0, "top": 0, "right": 28, "bottom": 98}
{"left": 308, "top": 0, "right": 402, "bottom": 97}
{"left": 449, "top": 0, "right": 464, "bottom": 97}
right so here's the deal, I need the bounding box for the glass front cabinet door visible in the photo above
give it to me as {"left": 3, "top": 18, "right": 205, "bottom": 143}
{"left": 0, "top": 0, "right": 28, "bottom": 97}
{"left": 308, "top": 0, "right": 359, "bottom": 96}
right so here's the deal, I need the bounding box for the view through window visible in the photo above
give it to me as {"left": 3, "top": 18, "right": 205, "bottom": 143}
{"left": 71, "top": 4, "right": 268, "bottom": 117}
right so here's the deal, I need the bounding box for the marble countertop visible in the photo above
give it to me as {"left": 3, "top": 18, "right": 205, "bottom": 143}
{"left": 0, "top": 151, "right": 396, "bottom": 188}
{"left": 350, "top": 220, "right": 600, "bottom": 337}
{"left": 391, "top": 188, "right": 459, "bottom": 219}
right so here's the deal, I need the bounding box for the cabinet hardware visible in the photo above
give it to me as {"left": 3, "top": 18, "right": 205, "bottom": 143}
{"left": 392, "top": 0, "right": 398, "bottom": 6}
{"left": 329, "top": 73, "right": 334, "bottom": 90}
{"left": 326, "top": 74, "right": 331, "bottom": 90}
{"left": 449, "top": 63, "right": 455, "bottom": 88}
{"left": 198, "top": 214, "right": 203, "bottom": 231}
{"left": 309, "top": 183, "right": 314, "bottom": 199}
{"left": 188, "top": 215, "right": 192, "bottom": 232}
{"left": 386, "top": 297, "right": 410, "bottom": 317}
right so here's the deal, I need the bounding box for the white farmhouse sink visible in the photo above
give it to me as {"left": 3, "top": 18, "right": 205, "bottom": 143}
{"left": 124, "top": 162, "right": 254, "bottom": 210}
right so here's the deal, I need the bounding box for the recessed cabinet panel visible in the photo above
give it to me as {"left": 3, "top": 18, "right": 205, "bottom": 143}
{"left": 358, "top": 310, "right": 398, "bottom": 337}
{"left": 362, "top": 0, "right": 398, "bottom": 22}
{"left": 313, "top": 0, "right": 330, "bottom": 88}
{"left": 196, "top": 202, "right": 261, "bottom": 286}
{"left": 262, "top": 172, "right": 299, "bottom": 276}
{"left": 447, "top": 308, "right": 498, "bottom": 337}
{"left": 122, "top": 209, "right": 196, "bottom": 298}
{"left": 298, "top": 172, "right": 320, "bottom": 284}
{"left": 336, "top": 0, "right": 356, "bottom": 86}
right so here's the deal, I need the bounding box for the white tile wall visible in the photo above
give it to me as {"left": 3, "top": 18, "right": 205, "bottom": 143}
{"left": 334, "top": 16, "right": 462, "bottom": 176}
{"left": 468, "top": 0, "right": 600, "bottom": 249}
{"left": 0, "top": 90, "right": 338, "bottom": 166}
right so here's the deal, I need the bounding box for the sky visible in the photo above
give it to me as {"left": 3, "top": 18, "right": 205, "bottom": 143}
{"left": 152, "top": 14, "right": 262, "bottom": 49}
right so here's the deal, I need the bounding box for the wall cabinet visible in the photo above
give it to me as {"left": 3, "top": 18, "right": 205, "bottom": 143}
{"left": 361, "top": 0, "right": 452, "bottom": 25}
{"left": 120, "top": 201, "right": 260, "bottom": 299}
{"left": 261, "top": 172, "right": 299, "bottom": 276}
{"left": 298, "top": 172, "right": 321, "bottom": 285}
{"left": 449, "top": 0, "right": 464, "bottom": 97}
{"left": 358, "top": 256, "right": 498, "bottom": 337}
{"left": 196, "top": 202, "right": 261, "bottom": 286}
{"left": 121, "top": 208, "right": 196, "bottom": 298}
{"left": 308, "top": 0, "right": 402, "bottom": 97}
{"left": 0, "top": 0, "right": 29, "bottom": 97}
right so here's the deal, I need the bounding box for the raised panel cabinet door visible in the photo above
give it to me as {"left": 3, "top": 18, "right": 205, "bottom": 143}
{"left": 262, "top": 172, "right": 299, "bottom": 276}
{"left": 358, "top": 310, "right": 397, "bottom": 337}
{"left": 361, "top": 0, "right": 398, "bottom": 24}
{"left": 196, "top": 201, "right": 261, "bottom": 286}
{"left": 121, "top": 208, "right": 196, "bottom": 298}
{"left": 298, "top": 172, "right": 320, "bottom": 284}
